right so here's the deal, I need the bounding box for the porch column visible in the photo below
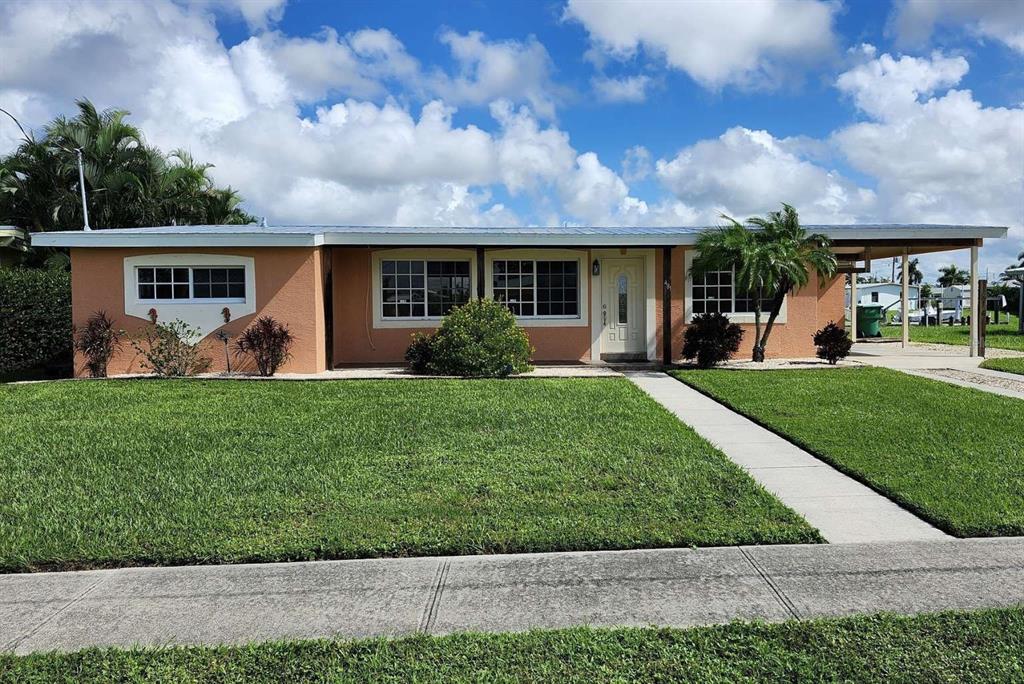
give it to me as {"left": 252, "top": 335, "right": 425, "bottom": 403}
{"left": 901, "top": 249, "right": 910, "bottom": 348}
{"left": 663, "top": 246, "right": 673, "bottom": 366}
{"left": 850, "top": 275, "right": 858, "bottom": 341}
{"left": 476, "top": 247, "right": 485, "bottom": 299}
{"left": 969, "top": 244, "right": 980, "bottom": 357}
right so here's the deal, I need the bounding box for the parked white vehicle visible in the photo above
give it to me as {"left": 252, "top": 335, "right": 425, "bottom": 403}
{"left": 892, "top": 306, "right": 959, "bottom": 325}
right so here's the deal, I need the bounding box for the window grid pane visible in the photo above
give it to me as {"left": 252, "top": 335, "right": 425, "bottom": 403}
{"left": 192, "top": 267, "right": 245, "bottom": 300}
{"left": 137, "top": 267, "right": 190, "bottom": 301}
{"left": 382, "top": 260, "right": 469, "bottom": 318}
{"left": 494, "top": 259, "right": 579, "bottom": 318}
{"left": 691, "top": 269, "right": 734, "bottom": 315}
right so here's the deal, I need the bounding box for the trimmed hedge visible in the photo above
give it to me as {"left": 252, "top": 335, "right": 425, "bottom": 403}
{"left": 0, "top": 267, "right": 72, "bottom": 377}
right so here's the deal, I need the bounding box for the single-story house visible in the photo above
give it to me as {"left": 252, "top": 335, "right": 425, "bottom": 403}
{"left": 845, "top": 282, "right": 920, "bottom": 310}
{"left": 32, "top": 224, "right": 1007, "bottom": 376}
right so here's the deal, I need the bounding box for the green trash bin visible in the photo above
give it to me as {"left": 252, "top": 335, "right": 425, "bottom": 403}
{"left": 856, "top": 304, "right": 884, "bottom": 338}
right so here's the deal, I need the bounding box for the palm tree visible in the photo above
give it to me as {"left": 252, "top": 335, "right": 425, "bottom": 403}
{"left": 937, "top": 264, "right": 970, "bottom": 288}
{"left": 896, "top": 257, "right": 924, "bottom": 285}
{"left": 999, "top": 250, "right": 1024, "bottom": 282}
{"left": 0, "top": 98, "right": 255, "bottom": 235}
{"left": 692, "top": 203, "right": 837, "bottom": 362}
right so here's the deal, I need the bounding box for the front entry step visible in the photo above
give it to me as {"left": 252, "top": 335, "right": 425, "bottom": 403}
{"left": 601, "top": 353, "right": 648, "bottom": 362}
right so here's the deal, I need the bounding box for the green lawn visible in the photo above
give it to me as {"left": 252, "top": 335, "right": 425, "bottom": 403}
{"left": 673, "top": 367, "right": 1024, "bottom": 537}
{"left": 879, "top": 314, "right": 1023, "bottom": 351}
{"left": 980, "top": 357, "right": 1024, "bottom": 376}
{"left": 0, "top": 378, "right": 818, "bottom": 572}
{"left": 3, "top": 609, "right": 1022, "bottom": 682}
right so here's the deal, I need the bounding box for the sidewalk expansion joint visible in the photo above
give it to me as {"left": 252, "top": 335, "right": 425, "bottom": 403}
{"left": 418, "top": 559, "right": 451, "bottom": 633}
{"left": 5, "top": 576, "right": 105, "bottom": 652}
{"left": 738, "top": 547, "right": 800, "bottom": 619}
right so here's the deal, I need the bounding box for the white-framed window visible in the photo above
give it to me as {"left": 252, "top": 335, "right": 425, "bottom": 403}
{"left": 492, "top": 259, "right": 580, "bottom": 318}
{"left": 380, "top": 259, "right": 471, "bottom": 319}
{"left": 691, "top": 268, "right": 774, "bottom": 314}
{"left": 685, "top": 251, "right": 786, "bottom": 323}
{"left": 135, "top": 266, "right": 246, "bottom": 302}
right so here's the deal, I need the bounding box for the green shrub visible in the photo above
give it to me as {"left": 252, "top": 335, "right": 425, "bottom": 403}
{"left": 0, "top": 267, "right": 72, "bottom": 377}
{"left": 405, "top": 332, "right": 434, "bottom": 373}
{"left": 681, "top": 312, "right": 744, "bottom": 369}
{"left": 129, "top": 319, "right": 212, "bottom": 377}
{"left": 74, "top": 310, "right": 121, "bottom": 378}
{"left": 813, "top": 321, "right": 853, "bottom": 364}
{"left": 234, "top": 316, "right": 294, "bottom": 376}
{"left": 416, "top": 299, "right": 534, "bottom": 377}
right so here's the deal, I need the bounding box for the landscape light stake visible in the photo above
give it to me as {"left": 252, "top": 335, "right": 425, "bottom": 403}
{"left": 217, "top": 331, "right": 231, "bottom": 373}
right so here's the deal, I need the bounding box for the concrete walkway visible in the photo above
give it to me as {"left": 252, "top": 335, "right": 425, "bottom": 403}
{"left": 627, "top": 372, "right": 950, "bottom": 544}
{"left": 3, "top": 538, "right": 1022, "bottom": 654}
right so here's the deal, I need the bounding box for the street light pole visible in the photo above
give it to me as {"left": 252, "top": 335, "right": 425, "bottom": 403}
{"left": 75, "top": 148, "right": 91, "bottom": 231}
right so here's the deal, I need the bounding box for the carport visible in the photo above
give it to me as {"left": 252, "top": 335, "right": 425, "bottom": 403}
{"left": 833, "top": 225, "right": 1007, "bottom": 357}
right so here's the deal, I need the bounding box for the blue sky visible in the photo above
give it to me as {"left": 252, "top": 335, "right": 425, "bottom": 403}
{"left": 0, "top": 0, "right": 1021, "bottom": 279}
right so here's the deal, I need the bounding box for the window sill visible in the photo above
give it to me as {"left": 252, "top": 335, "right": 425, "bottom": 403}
{"left": 135, "top": 298, "right": 246, "bottom": 306}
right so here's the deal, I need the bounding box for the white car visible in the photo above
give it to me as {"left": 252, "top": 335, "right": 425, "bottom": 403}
{"left": 892, "top": 307, "right": 959, "bottom": 325}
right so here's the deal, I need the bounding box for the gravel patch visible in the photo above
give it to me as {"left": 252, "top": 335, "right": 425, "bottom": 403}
{"left": 925, "top": 368, "right": 1024, "bottom": 394}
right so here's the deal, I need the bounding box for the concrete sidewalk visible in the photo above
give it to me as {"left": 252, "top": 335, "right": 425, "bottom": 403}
{"left": 3, "top": 538, "right": 1023, "bottom": 654}
{"left": 627, "top": 372, "right": 950, "bottom": 544}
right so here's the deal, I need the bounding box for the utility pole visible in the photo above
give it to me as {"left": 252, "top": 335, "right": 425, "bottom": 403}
{"left": 76, "top": 148, "right": 91, "bottom": 231}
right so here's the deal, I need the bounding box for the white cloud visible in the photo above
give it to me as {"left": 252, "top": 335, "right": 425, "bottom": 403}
{"left": 655, "top": 126, "right": 877, "bottom": 224}
{"left": 193, "top": 0, "right": 289, "bottom": 30}
{"left": 432, "top": 31, "right": 563, "bottom": 119}
{"left": 621, "top": 145, "right": 652, "bottom": 182}
{"left": 832, "top": 48, "right": 1024, "bottom": 276}
{"left": 564, "top": 0, "right": 839, "bottom": 89}
{"left": 889, "top": 0, "right": 1024, "bottom": 53}
{"left": 592, "top": 75, "right": 651, "bottom": 103}
{"left": 836, "top": 46, "right": 968, "bottom": 119}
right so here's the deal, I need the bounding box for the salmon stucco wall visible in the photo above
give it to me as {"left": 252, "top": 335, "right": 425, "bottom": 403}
{"left": 331, "top": 247, "right": 592, "bottom": 365}
{"left": 70, "top": 247, "right": 327, "bottom": 376}
{"left": 660, "top": 247, "right": 845, "bottom": 361}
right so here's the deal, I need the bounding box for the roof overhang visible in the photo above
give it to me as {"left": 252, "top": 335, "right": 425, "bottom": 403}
{"left": 29, "top": 224, "right": 1009, "bottom": 249}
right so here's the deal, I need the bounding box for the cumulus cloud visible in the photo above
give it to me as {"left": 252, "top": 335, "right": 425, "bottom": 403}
{"left": 0, "top": 0, "right": 635, "bottom": 227}
{"left": 621, "top": 145, "right": 652, "bottom": 182}
{"left": 591, "top": 75, "right": 652, "bottom": 103}
{"left": 564, "top": 0, "right": 839, "bottom": 89}
{"left": 833, "top": 47, "right": 1024, "bottom": 274}
{"left": 655, "top": 127, "right": 876, "bottom": 224}
{"left": 431, "top": 31, "right": 563, "bottom": 119}
{"left": 889, "top": 0, "right": 1024, "bottom": 53}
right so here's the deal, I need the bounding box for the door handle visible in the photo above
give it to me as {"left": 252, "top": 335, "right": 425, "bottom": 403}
{"left": 602, "top": 310, "right": 607, "bottom": 325}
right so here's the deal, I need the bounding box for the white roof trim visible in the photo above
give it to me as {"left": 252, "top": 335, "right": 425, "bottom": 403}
{"left": 29, "top": 224, "right": 1009, "bottom": 248}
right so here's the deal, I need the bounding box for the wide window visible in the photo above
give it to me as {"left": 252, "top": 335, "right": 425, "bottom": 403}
{"left": 691, "top": 268, "right": 772, "bottom": 315}
{"left": 136, "top": 266, "right": 245, "bottom": 302}
{"left": 493, "top": 259, "right": 579, "bottom": 317}
{"left": 381, "top": 259, "right": 470, "bottom": 318}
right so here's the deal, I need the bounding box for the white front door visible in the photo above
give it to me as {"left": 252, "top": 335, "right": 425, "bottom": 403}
{"left": 601, "top": 258, "right": 645, "bottom": 358}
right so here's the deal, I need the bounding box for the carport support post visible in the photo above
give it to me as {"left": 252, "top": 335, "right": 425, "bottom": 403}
{"left": 1019, "top": 276, "right": 1024, "bottom": 334}
{"left": 970, "top": 245, "right": 979, "bottom": 357}
{"left": 663, "top": 246, "right": 673, "bottom": 366}
{"left": 850, "top": 275, "right": 858, "bottom": 340}
{"left": 901, "top": 249, "right": 910, "bottom": 348}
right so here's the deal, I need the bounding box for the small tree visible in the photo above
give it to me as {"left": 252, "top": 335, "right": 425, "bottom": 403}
{"left": 813, "top": 321, "right": 853, "bottom": 365}
{"left": 130, "top": 319, "right": 211, "bottom": 377}
{"left": 681, "top": 312, "right": 744, "bottom": 368}
{"left": 234, "top": 316, "right": 294, "bottom": 376}
{"left": 74, "top": 310, "right": 121, "bottom": 377}
{"left": 692, "top": 204, "right": 836, "bottom": 362}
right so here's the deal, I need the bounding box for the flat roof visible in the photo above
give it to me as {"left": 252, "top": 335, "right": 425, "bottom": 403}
{"left": 30, "top": 223, "right": 1009, "bottom": 248}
